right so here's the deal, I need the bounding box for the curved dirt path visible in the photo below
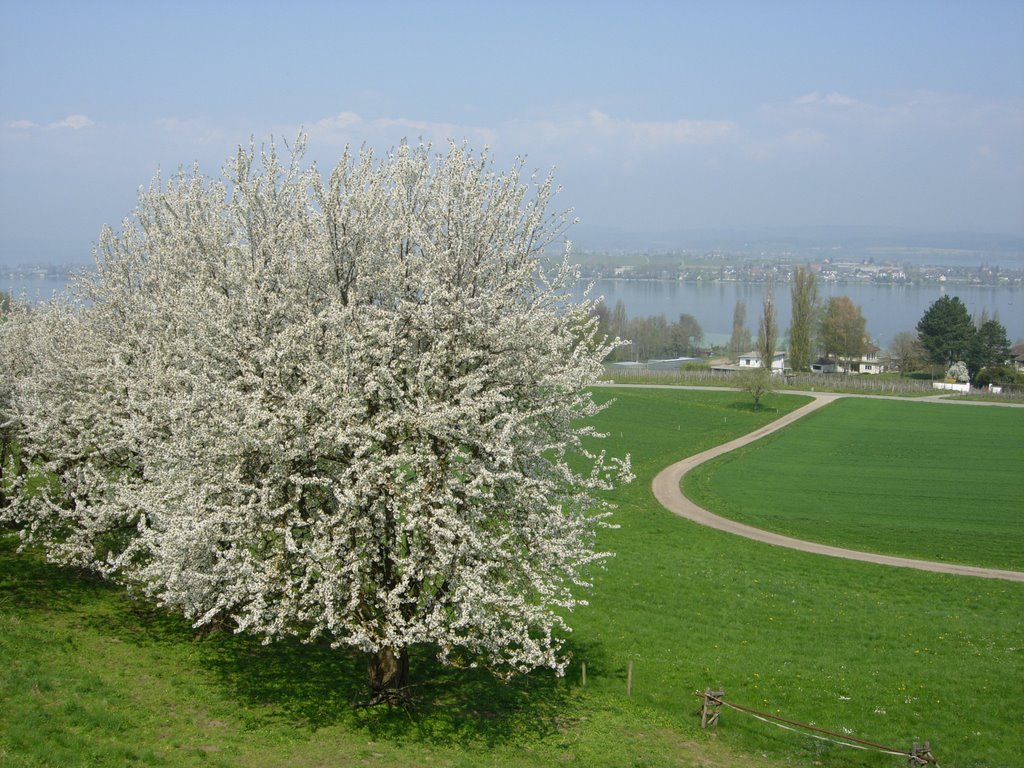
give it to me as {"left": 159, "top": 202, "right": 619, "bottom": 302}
{"left": 650, "top": 392, "right": 1024, "bottom": 582}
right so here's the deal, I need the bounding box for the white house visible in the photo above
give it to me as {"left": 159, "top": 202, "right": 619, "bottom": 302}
{"left": 853, "top": 345, "right": 886, "bottom": 374}
{"left": 810, "top": 345, "right": 886, "bottom": 374}
{"left": 811, "top": 358, "right": 842, "bottom": 374}
{"left": 737, "top": 350, "right": 786, "bottom": 373}
{"left": 1012, "top": 343, "right": 1024, "bottom": 373}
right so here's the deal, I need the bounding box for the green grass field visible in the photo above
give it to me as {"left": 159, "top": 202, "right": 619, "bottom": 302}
{"left": 2, "top": 387, "right": 1022, "bottom": 767}
{"left": 682, "top": 397, "right": 1024, "bottom": 571}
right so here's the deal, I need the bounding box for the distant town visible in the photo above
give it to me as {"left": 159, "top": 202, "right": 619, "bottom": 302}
{"left": 574, "top": 251, "right": 1024, "bottom": 287}
{"left": 4, "top": 248, "right": 1024, "bottom": 291}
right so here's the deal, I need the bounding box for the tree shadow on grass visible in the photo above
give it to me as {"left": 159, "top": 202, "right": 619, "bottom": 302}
{"left": 200, "top": 628, "right": 607, "bottom": 749}
{"left": 0, "top": 532, "right": 110, "bottom": 613}
{"left": 2, "top": 535, "right": 611, "bottom": 750}
{"left": 351, "top": 635, "right": 612, "bottom": 747}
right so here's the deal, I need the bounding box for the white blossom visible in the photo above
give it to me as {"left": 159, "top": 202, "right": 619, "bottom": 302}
{"left": 946, "top": 360, "right": 969, "bottom": 383}
{"left": 1, "top": 137, "right": 631, "bottom": 684}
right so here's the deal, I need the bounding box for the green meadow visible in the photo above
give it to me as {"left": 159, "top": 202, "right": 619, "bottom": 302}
{"left": 683, "top": 397, "right": 1024, "bottom": 571}
{"left": 2, "top": 387, "right": 1022, "bottom": 767}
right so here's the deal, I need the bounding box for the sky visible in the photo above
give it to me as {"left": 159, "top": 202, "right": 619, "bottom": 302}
{"left": 1, "top": 0, "right": 1023, "bottom": 266}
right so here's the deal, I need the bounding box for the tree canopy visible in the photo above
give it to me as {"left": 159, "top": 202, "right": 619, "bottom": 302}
{"left": 916, "top": 295, "right": 974, "bottom": 369}
{"left": 757, "top": 290, "right": 778, "bottom": 371}
{"left": 788, "top": 267, "right": 818, "bottom": 372}
{"left": 820, "top": 296, "right": 867, "bottom": 371}
{"left": 0, "top": 291, "right": 20, "bottom": 510}
{"left": 887, "top": 331, "right": 925, "bottom": 377}
{"left": 968, "top": 318, "right": 1011, "bottom": 381}
{"left": 729, "top": 299, "right": 751, "bottom": 358}
{"left": 601, "top": 305, "right": 703, "bottom": 362}
{"left": 0, "top": 138, "right": 632, "bottom": 701}
{"left": 738, "top": 366, "right": 776, "bottom": 410}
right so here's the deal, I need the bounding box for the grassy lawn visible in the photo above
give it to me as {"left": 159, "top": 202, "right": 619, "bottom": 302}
{"left": 682, "top": 397, "right": 1024, "bottom": 571}
{"left": 0, "top": 532, "right": 774, "bottom": 768}
{"left": 3, "top": 387, "right": 1022, "bottom": 767}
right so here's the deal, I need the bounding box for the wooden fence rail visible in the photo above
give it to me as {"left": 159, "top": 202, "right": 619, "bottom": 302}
{"left": 695, "top": 688, "right": 940, "bottom": 767}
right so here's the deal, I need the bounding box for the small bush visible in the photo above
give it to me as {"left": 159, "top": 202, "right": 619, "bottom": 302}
{"left": 974, "top": 365, "right": 1021, "bottom": 388}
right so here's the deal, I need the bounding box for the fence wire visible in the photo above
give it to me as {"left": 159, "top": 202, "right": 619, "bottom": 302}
{"left": 695, "top": 690, "right": 940, "bottom": 766}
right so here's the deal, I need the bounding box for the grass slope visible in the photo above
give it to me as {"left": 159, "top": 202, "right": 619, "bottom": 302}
{"left": 682, "top": 397, "right": 1024, "bottom": 570}
{"left": 2, "top": 387, "right": 1022, "bottom": 767}
{"left": 575, "top": 388, "right": 1023, "bottom": 767}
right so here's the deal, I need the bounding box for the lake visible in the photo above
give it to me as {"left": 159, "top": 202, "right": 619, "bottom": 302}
{"left": 4, "top": 270, "right": 1021, "bottom": 347}
{"left": 577, "top": 278, "right": 1022, "bottom": 347}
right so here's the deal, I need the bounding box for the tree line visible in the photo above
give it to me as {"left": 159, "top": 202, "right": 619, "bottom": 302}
{"left": 591, "top": 301, "right": 706, "bottom": 362}
{"left": 912, "top": 295, "right": 1015, "bottom": 385}
{"left": 591, "top": 267, "right": 870, "bottom": 371}
{"left": 592, "top": 269, "right": 1018, "bottom": 386}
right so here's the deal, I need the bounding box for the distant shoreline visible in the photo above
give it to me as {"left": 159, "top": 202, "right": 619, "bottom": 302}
{"left": 6, "top": 252, "right": 1023, "bottom": 290}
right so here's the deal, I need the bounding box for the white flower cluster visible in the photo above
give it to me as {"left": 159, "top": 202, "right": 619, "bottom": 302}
{"left": 946, "top": 360, "right": 969, "bottom": 383}
{"left": 0, "top": 138, "right": 632, "bottom": 678}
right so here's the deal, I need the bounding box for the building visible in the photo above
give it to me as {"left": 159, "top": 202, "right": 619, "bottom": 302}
{"left": 810, "top": 345, "right": 886, "bottom": 374}
{"left": 1012, "top": 343, "right": 1024, "bottom": 373}
{"left": 714, "top": 350, "right": 787, "bottom": 373}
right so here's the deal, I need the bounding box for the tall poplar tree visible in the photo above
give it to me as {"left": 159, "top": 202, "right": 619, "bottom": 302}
{"left": 757, "top": 290, "right": 778, "bottom": 370}
{"left": 729, "top": 299, "right": 751, "bottom": 357}
{"left": 789, "top": 267, "right": 818, "bottom": 371}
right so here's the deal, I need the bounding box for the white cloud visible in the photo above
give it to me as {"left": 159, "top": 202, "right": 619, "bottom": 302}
{"left": 746, "top": 127, "right": 829, "bottom": 163}
{"left": 310, "top": 111, "right": 363, "bottom": 133}
{"left": 302, "top": 111, "right": 497, "bottom": 149}
{"left": 793, "top": 91, "right": 856, "bottom": 107}
{"left": 763, "top": 91, "right": 910, "bottom": 132}
{"left": 47, "top": 114, "right": 93, "bottom": 130}
{"left": 155, "top": 117, "right": 228, "bottom": 146}
{"left": 780, "top": 128, "right": 828, "bottom": 151}
{"left": 823, "top": 92, "right": 855, "bottom": 107}
{"left": 300, "top": 109, "right": 737, "bottom": 162}
{"left": 8, "top": 115, "right": 94, "bottom": 131}
{"left": 518, "top": 109, "right": 737, "bottom": 152}
{"left": 775, "top": 89, "right": 1024, "bottom": 145}
{"left": 631, "top": 117, "right": 737, "bottom": 145}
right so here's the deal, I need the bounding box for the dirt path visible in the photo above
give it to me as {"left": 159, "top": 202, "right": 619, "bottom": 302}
{"left": 649, "top": 391, "right": 1024, "bottom": 582}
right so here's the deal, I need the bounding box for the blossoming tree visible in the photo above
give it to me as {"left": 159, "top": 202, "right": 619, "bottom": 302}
{"left": 946, "top": 360, "right": 970, "bottom": 383}
{"left": 1, "top": 138, "right": 631, "bottom": 701}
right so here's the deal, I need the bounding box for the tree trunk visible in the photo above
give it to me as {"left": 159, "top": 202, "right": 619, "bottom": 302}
{"left": 367, "top": 646, "right": 410, "bottom": 704}
{"left": 0, "top": 437, "right": 10, "bottom": 509}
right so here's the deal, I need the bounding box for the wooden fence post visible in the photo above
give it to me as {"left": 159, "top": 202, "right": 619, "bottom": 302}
{"left": 627, "top": 660, "right": 633, "bottom": 697}
{"left": 700, "top": 688, "right": 724, "bottom": 728}
{"left": 909, "top": 741, "right": 937, "bottom": 766}
{"left": 581, "top": 662, "right": 587, "bottom": 688}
